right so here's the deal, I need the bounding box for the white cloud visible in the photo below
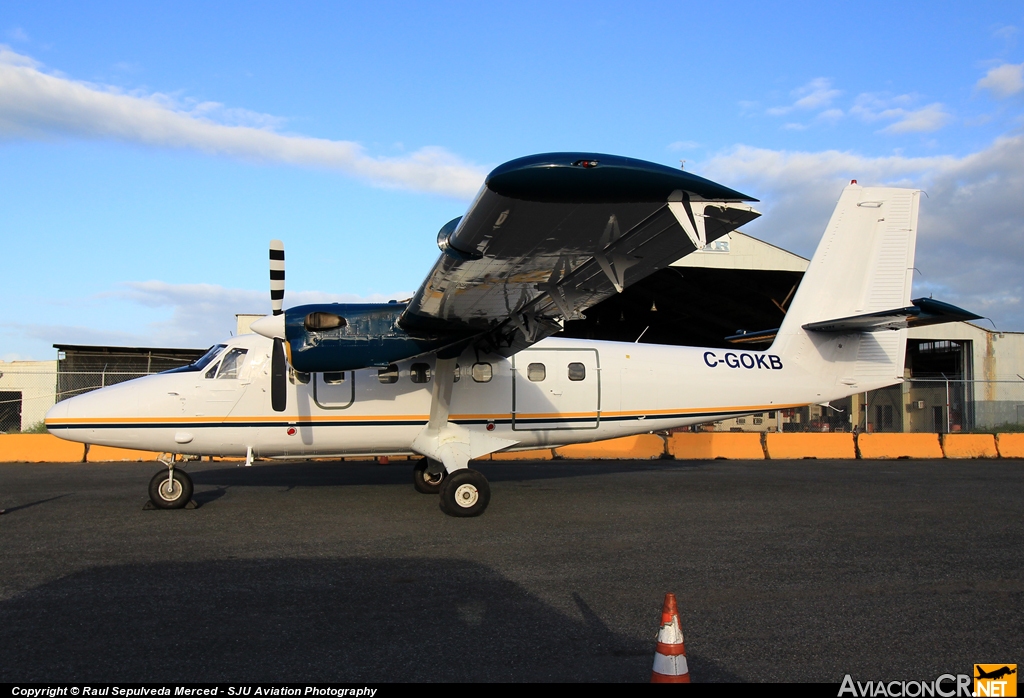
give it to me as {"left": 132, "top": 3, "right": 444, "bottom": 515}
{"left": 700, "top": 135, "right": 1024, "bottom": 330}
{"left": 817, "top": 108, "right": 844, "bottom": 123}
{"left": 993, "top": 25, "right": 1018, "bottom": 42}
{"left": 0, "top": 45, "right": 38, "bottom": 67}
{"left": 766, "top": 78, "right": 841, "bottom": 116}
{"left": 879, "top": 103, "right": 951, "bottom": 134}
{"left": 668, "top": 140, "right": 701, "bottom": 151}
{"left": 976, "top": 62, "right": 1024, "bottom": 99}
{"left": 0, "top": 46, "right": 486, "bottom": 198}
{"left": 7, "top": 281, "right": 414, "bottom": 353}
{"left": 113, "top": 281, "right": 411, "bottom": 346}
{"left": 850, "top": 93, "right": 950, "bottom": 134}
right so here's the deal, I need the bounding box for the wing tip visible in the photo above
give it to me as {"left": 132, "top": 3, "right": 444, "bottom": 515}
{"left": 486, "top": 152, "right": 756, "bottom": 203}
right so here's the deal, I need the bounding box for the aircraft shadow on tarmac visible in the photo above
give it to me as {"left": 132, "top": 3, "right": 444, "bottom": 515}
{"left": 0, "top": 557, "right": 740, "bottom": 682}
{"left": 185, "top": 460, "right": 694, "bottom": 492}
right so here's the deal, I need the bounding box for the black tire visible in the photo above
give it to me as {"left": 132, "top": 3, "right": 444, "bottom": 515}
{"left": 439, "top": 469, "right": 490, "bottom": 517}
{"left": 413, "top": 457, "right": 446, "bottom": 494}
{"left": 148, "top": 469, "right": 193, "bottom": 509}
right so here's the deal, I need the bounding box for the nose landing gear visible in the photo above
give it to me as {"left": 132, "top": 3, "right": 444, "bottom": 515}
{"left": 148, "top": 456, "right": 194, "bottom": 509}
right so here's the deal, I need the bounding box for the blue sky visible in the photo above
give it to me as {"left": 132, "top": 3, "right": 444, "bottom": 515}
{"left": 2, "top": 1, "right": 1024, "bottom": 360}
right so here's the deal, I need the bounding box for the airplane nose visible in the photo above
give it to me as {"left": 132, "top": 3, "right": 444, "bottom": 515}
{"left": 44, "top": 400, "right": 68, "bottom": 432}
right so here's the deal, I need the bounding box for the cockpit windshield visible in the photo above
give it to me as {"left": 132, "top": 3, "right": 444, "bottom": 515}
{"left": 161, "top": 344, "right": 228, "bottom": 374}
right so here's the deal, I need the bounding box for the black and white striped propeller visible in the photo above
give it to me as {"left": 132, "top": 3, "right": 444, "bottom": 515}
{"left": 250, "top": 240, "right": 288, "bottom": 412}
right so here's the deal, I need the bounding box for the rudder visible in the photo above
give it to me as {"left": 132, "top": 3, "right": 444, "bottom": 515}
{"left": 772, "top": 184, "right": 921, "bottom": 392}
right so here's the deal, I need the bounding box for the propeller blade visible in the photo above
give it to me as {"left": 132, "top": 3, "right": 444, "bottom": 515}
{"left": 271, "top": 337, "right": 287, "bottom": 412}
{"left": 270, "top": 239, "right": 285, "bottom": 316}
{"left": 269, "top": 240, "right": 287, "bottom": 412}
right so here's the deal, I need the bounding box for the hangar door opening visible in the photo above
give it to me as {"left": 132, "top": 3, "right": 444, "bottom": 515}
{"left": 512, "top": 349, "right": 600, "bottom": 430}
{"left": 0, "top": 391, "right": 22, "bottom": 432}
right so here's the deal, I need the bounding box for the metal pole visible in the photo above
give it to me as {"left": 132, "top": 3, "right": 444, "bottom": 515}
{"left": 945, "top": 375, "right": 951, "bottom": 434}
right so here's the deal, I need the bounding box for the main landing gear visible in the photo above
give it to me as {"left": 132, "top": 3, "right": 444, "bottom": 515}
{"left": 439, "top": 469, "right": 490, "bottom": 517}
{"left": 148, "top": 456, "right": 194, "bottom": 509}
{"left": 412, "top": 458, "right": 491, "bottom": 517}
{"left": 413, "top": 457, "right": 446, "bottom": 494}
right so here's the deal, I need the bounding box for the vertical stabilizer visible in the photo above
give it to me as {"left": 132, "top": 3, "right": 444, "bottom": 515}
{"left": 772, "top": 184, "right": 921, "bottom": 392}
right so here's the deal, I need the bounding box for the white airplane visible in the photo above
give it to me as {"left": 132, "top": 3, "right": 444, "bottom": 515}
{"left": 44, "top": 153, "right": 977, "bottom": 516}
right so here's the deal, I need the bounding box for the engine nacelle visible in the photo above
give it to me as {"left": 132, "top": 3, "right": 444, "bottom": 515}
{"left": 283, "top": 302, "right": 460, "bottom": 372}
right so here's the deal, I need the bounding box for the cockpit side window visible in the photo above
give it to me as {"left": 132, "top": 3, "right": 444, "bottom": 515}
{"left": 216, "top": 348, "right": 249, "bottom": 379}
{"left": 163, "top": 344, "right": 227, "bottom": 374}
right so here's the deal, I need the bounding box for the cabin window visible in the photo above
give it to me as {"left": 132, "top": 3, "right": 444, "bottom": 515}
{"left": 527, "top": 363, "right": 546, "bottom": 382}
{"left": 378, "top": 364, "right": 399, "bottom": 384}
{"left": 289, "top": 368, "right": 310, "bottom": 385}
{"left": 453, "top": 364, "right": 461, "bottom": 383}
{"left": 205, "top": 362, "right": 219, "bottom": 379}
{"left": 567, "top": 362, "right": 586, "bottom": 381}
{"left": 410, "top": 363, "right": 431, "bottom": 384}
{"left": 217, "top": 348, "right": 249, "bottom": 379}
{"left": 472, "top": 362, "right": 492, "bottom": 383}
{"left": 323, "top": 372, "right": 346, "bottom": 384}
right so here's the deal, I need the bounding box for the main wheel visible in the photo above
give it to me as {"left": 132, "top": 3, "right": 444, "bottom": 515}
{"left": 439, "top": 469, "right": 490, "bottom": 517}
{"left": 413, "top": 457, "right": 446, "bottom": 494}
{"left": 148, "top": 469, "right": 194, "bottom": 509}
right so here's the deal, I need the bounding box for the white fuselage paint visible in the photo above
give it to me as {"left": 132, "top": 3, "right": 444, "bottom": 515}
{"left": 45, "top": 333, "right": 879, "bottom": 459}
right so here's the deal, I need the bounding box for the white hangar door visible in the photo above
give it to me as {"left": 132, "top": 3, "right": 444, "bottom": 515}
{"left": 512, "top": 348, "right": 600, "bottom": 431}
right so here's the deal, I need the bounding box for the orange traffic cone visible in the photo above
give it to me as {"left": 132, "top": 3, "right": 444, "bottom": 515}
{"left": 651, "top": 592, "right": 690, "bottom": 683}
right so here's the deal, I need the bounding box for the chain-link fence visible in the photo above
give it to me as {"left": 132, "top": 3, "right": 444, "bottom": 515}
{"left": 685, "top": 379, "right": 1024, "bottom": 435}
{"left": 4, "top": 368, "right": 1024, "bottom": 435}
{"left": 864, "top": 378, "right": 1024, "bottom": 434}
{"left": 0, "top": 369, "right": 158, "bottom": 433}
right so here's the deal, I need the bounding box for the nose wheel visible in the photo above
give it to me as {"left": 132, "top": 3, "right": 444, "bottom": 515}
{"left": 148, "top": 467, "right": 194, "bottom": 509}
{"left": 439, "top": 469, "right": 490, "bottom": 517}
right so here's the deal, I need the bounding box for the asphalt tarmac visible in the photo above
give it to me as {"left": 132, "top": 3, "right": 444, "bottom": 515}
{"left": 0, "top": 458, "right": 1021, "bottom": 683}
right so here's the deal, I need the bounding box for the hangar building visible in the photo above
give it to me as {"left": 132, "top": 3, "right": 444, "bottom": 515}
{"left": 562, "top": 231, "right": 1024, "bottom": 434}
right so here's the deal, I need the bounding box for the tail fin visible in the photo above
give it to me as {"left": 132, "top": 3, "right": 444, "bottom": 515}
{"left": 772, "top": 184, "right": 921, "bottom": 392}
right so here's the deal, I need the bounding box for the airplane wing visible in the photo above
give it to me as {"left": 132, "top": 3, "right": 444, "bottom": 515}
{"left": 399, "top": 152, "right": 760, "bottom": 354}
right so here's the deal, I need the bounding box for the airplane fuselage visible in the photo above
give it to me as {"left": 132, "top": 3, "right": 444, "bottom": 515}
{"left": 45, "top": 333, "right": 865, "bottom": 459}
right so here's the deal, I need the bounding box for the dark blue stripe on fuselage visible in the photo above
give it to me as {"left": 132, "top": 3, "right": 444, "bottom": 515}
{"left": 47, "top": 407, "right": 764, "bottom": 432}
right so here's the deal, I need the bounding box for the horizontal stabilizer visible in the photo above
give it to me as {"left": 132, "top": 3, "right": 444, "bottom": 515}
{"left": 802, "top": 297, "right": 981, "bottom": 333}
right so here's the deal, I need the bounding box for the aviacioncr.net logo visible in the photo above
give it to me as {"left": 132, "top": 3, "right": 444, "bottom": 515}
{"left": 974, "top": 665, "right": 1017, "bottom": 697}
{"left": 839, "top": 674, "right": 973, "bottom": 697}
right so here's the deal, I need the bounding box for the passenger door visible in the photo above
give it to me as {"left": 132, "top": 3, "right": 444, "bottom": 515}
{"left": 512, "top": 348, "right": 600, "bottom": 430}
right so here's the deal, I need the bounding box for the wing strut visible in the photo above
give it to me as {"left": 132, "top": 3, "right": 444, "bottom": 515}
{"left": 411, "top": 357, "right": 519, "bottom": 473}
